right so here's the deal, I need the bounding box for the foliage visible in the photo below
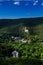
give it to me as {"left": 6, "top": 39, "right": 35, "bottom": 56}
{"left": 0, "top": 17, "right": 43, "bottom": 39}
{"left": 0, "top": 17, "right": 43, "bottom": 65}
{"left": 0, "top": 38, "right": 43, "bottom": 60}
{"left": 0, "top": 57, "right": 43, "bottom": 65}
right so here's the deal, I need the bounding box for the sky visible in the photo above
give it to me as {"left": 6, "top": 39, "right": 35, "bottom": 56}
{"left": 0, "top": 0, "right": 43, "bottom": 19}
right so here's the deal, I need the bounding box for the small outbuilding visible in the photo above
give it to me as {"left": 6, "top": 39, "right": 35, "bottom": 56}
{"left": 12, "top": 50, "right": 19, "bottom": 58}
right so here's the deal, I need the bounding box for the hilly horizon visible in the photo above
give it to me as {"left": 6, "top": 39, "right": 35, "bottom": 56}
{"left": 0, "top": 17, "right": 43, "bottom": 40}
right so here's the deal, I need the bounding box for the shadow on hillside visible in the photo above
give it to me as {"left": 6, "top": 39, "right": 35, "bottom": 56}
{"left": 0, "top": 57, "right": 43, "bottom": 65}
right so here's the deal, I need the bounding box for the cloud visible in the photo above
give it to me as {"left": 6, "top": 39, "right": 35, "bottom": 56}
{"left": 41, "top": 2, "right": 43, "bottom": 6}
{"left": 33, "top": 0, "right": 38, "bottom": 6}
{"left": 13, "top": 1, "right": 20, "bottom": 5}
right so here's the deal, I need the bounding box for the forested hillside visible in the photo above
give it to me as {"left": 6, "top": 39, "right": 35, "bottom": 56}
{"left": 0, "top": 17, "right": 43, "bottom": 40}
{"left": 0, "top": 17, "right": 43, "bottom": 65}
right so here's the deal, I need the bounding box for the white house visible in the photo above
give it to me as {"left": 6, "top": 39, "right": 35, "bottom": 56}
{"left": 12, "top": 50, "right": 19, "bottom": 58}
{"left": 20, "top": 39, "right": 27, "bottom": 43}
{"left": 24, "top": 27, "right": 28, "bottom": 33}
{"left": 21, "top": 40, "right": 27, "bottom": 43}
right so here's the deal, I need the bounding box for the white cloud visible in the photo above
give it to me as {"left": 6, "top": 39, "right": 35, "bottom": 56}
{"left": 41, "top": 2, "right": 43, "bottom": 6}
{"left": 33, "top": 0, "right": 38, "bottom": 5}
{"left": 13, "top": 1, "right": 20, "bottom": 5}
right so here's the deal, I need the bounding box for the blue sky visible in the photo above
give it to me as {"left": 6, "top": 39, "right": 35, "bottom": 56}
{"left": 0, "top": 0, "right": 43, "bottom": 19}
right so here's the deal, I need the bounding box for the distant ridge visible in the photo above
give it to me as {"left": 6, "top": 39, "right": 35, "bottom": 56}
{"left": 0, "top": 17, "right": 43, "bottom": 40}
{"left": 0, "top": 16, "right": 43, "bottom": 20}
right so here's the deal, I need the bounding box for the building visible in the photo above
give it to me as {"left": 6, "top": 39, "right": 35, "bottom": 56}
{"left": 12, "top": 50, "right": 19, "bottom": 58}
{"left": 11, "top": 36, "right": 32, "bottom": 43}
{"left": 24, "top": 27, "right": 28, "bottom": 33}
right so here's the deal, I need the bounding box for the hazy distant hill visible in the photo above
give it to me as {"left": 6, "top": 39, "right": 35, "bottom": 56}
{"left": 0, "top": 17, "right": 43, "bottom": 40}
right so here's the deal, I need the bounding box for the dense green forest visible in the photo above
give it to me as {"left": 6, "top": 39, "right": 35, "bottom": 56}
{"left": 0, "top": 17, "right": 43, "bottom": 40}
{"left": 0, "top": 17, "right": 43, "bottom": 65}
{"left": 0, "top": 39, "right": 43, "bottom": 65}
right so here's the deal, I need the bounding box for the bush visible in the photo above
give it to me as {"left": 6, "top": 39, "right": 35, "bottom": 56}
{"left": 0, "top": 57, "right": 43, "bottom": 65}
